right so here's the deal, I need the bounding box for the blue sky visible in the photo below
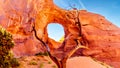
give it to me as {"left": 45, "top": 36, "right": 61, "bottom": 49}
{"left": 47, "top": 23, "right": 64, "bottom": 41}
{"left": 48, "top": 0, "right": 120, "bottom": 41}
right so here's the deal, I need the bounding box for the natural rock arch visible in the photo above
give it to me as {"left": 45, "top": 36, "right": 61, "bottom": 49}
{"left": 34, "top": 1, "right": 81, "bottom": 51}
{"left": 33, "top": 0, "right": 120, "bottom": 67}
{"left": 34, "top": 10, "right": 81, "bottom": 52}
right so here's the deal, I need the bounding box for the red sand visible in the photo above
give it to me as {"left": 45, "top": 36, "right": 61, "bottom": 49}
{"left": 67, "top": 57, "right": 112, "bottom": 68}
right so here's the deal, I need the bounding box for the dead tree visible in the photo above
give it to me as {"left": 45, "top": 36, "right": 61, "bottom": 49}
{"left": 33, "top": 25, "right": 87, "bottom": 68}
{"left": 32, "top": 9, "right": 88, "bottom": 68}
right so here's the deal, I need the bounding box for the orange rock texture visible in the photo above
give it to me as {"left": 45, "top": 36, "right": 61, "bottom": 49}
{"left": 0, "top": 0, "right": 120, "bottom": 68}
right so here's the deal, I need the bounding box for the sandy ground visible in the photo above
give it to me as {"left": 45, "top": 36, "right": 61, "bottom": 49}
{"left": 18, "top": 56, "right": 113, "bottom": 68}
{"left": 66, "top": 57, "right": 112, "bottom": 68}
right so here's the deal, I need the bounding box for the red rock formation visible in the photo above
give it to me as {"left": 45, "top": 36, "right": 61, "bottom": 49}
{"left": 0, "top": 0, "right": 120, "bottom": 68}
{"left": 0, "top": 0, "right": 47, "bottom": 57}
{"left": 80, "top": 10, "right": 120, "bottom": 68}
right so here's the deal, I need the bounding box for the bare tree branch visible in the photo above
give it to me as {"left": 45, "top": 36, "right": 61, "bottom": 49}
{"left": 32, "top": 8, "right": 88, "bottom": 68}
{"left": 32, "top": 24, "right": 62, "bottom": 68}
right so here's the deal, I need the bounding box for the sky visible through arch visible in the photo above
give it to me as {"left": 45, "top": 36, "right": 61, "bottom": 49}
{"left": 48, "top": 0, "right": 120, "bottom": 41}
{"left": 47, "top": 23, "right": 65, "bottom": 41}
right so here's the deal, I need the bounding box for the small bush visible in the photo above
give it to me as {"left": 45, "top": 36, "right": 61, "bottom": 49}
{"left": 10, "top": 58, "right": 20, "bottom": 67}
{"left": 52, "top": 65, "right": 57, "bottom": 68}
{"left": 39, "top": 63, "right": 44, "bottom": 68}
{"left": 48, "top": 61, "right": 52, "bottom": 64}
{"left": 35, "top": 52, "right": 49, "bottom": 56}
{"left": 0, "top": 26, "right": 19, "bottom": 68}
{"left": 29, "top": 61, "right": 37, "bottom": 65}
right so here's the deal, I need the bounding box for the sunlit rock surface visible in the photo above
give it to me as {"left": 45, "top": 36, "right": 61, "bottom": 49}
{"left": 79, "top": 10, "right": 120, "bottom": 68}
{"left": 0, "top": 0, "right": 120, "bottom": 68}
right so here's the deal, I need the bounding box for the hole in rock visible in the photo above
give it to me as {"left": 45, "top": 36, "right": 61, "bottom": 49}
{"left": 47, "top": 23, "right": 64, "bottom": 42}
